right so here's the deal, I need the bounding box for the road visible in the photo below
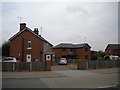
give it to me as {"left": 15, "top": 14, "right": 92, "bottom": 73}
{"left": 2, "top": 68, "right": 119, "bottom": 89}
{"left": 2, "top": 78, "right": 48, "bottom": 88}
{"left": 41, "top": 71, "right": 118, "bottom": 88}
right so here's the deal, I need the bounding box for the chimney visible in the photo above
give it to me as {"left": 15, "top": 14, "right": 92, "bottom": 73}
{"left": 34, "top": 28, "right": 39, "bottom": 35}
{"left": 20, "top": 23, "right": 26, "bottom": 31}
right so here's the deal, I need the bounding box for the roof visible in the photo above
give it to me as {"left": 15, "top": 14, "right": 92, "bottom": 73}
{"left": 53, "top": 43, "right": 74, "bottom": 48}
{"left": 106, "top": 44, "right": 120, "bottom": 51}
{"left": 53, "top": 43, "right": 91, "bottom": 49}
{"left": 9, "top": 27, "right": 53, "bottom": 46}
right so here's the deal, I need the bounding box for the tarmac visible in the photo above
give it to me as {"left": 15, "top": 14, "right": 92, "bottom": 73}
{"left": 1, "top": 68, "right": 119, "bottom": 78}
{"left": 1, "top": 68, "right": 119, "bottom": 89}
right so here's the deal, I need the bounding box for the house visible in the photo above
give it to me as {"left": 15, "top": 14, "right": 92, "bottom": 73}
{"left": 105, "top": 44, "right": 120, "bottom": 57}
{"left": 52, "top": 43, "right": 91, "bottom": 60}
{"left": 9, "top": 23, "right": 53, "bottom": 62}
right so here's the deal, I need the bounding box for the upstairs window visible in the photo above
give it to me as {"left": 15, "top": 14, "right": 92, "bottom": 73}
{"left": 70, "top": 48, "right": 76, "bottom": 52}
{"left": 27, "top": 40, "right": 32, "bottom": 49}
{"left": 62, "top": 48, "right": 66, "bottom": 52}
{"left": 85, "top": 48, "right": 88, "bottom": 52}
{"left": 85, "top": 55, "right": 88, "bottom": 59}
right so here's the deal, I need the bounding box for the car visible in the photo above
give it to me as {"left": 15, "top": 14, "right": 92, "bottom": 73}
{"left": 2, "top": 57, "right": 19, "bottom": 62}
{"left": 58, "top": 58, "right": 67, "bottom": 65}
{"left": 104, "top": 55, "right": 119, "bottom": 60}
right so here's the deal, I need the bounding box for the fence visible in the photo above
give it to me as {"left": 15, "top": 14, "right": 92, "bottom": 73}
{"left": 79, "top": 60, "right": 119, "bottom": 70}
{"left": 2, "top": 62, "right": 45, "bottom": 72}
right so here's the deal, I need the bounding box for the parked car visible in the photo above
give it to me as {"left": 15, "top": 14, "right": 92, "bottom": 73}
{"left": 104, "top": 55, "right": 119, "bottom": 60}
{"left": 58, "top": 58, "right": 67, "bottom": 65}
{"left": 2, "top": 57, "right": 20, "bottom": 62}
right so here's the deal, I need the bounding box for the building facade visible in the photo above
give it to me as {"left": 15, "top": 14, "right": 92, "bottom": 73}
{"left": 105, "top": 44, "right": 120, "bottom": 57}
{"left": 9, "top": 23, "right": 53, "bottom": 62}
{"left": 52, "top": 43, "right": 91, "bottom": 60}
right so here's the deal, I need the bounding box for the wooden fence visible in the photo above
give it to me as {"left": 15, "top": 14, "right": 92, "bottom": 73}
{"left": 80, "top": 60, "right": 119, "bottom": 70}
{"left": 2, "top": 62, "right": 45, "bottom": 72}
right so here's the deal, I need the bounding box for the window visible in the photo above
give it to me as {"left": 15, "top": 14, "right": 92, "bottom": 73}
{"left": 70, "top": 48, "right": 76, "bottom": 52}
{"left": 85, "top": 48, "right": 88, "bottom": 52}
{"left": 62, "top": 48, "right": 66, "bottom": 52}
{"left": 27, "top": 40, "right": 32, "bottom": 49}
{"left": 85, "top": 55, "right": 88, "bottom": 59}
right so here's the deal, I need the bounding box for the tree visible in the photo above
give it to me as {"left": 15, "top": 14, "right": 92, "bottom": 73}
{"left": 91, "top": 50, "right": 106, "bottom": 60}
{"left": 2, "top": 41, "right": 10, "bottom": 57}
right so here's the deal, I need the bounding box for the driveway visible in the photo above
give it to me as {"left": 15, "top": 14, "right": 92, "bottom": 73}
{"left": 51, "top": 64, "right": 75, "bottom": 71}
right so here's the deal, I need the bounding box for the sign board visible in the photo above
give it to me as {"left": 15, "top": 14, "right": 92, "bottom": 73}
{"left": 26, "top": 54, "right": 31, "bottom": 62}
{"left": 45, "top": 54, "right": 52, "bottom": 61}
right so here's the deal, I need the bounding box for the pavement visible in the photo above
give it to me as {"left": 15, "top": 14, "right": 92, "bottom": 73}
{"left": 2, "top": 71, "right": 65, "bottom": 79}
{"left": 2, "top": 67, "right": 118, "bottom": 78}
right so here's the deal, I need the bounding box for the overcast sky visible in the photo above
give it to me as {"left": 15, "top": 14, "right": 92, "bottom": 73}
{"left": 1, "top": 1, "right": 118, "bottom": 51}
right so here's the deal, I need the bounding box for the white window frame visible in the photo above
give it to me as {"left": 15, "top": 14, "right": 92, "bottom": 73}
{"left": 27, "top": 40, "right": 32, "bottom": 49}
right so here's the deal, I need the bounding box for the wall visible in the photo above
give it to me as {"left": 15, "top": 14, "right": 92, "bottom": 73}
{"left": 53, "top": 44, "right": 91, "bottom": 60}
{"left": 106, "top": 46, "right": 120, "bottom": 56}
{"left": 43, "top": 41, "right": 53, "bottom": 60}
{"left": 76, "top": 45, "right": 91, "bottom": 60}
{"left": 10, "top": 30, "right": 44, "bottom": 62}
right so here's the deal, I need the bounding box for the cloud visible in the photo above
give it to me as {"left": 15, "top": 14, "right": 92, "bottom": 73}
{"left": 2, "top": 2, "right": 118, "bottom": 51}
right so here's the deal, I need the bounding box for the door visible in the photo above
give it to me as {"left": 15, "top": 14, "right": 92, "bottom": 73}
{"left": 26, "top": 54, "right": 31, "bottom": 62}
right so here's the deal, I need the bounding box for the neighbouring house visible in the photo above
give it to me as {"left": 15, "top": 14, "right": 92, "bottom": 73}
{"left": 9, "top": 23, "right": 53, "bottom": 62}
{"left": 52, "top": 43, "right": 91, "bottom": 60}
{"left": 105, "top": 44, "right": 120, "bottom": 57}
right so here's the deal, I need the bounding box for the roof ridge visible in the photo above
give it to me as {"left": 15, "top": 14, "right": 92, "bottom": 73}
{"left": 9, "top": 27, "right": 53, "bottom": 46}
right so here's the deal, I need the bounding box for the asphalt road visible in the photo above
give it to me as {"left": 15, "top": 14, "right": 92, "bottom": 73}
{"left": 41, "top": 71, "right": 118, "bottom": 88}
{"left": 2, "top": 78, "right": 48, "bottom": 88}
{"left": 2, "top": 68, "right": 119, "bottom": 89}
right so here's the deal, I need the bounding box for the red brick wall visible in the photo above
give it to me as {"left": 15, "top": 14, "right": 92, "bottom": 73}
{"left": 10, "top": 30, "right": 44, "bottom": 62}
{"left": 52, "top": 45, "right": 91, "bottom": 60}
{"left": 76, "top": 45, "right": 91, "bottom": 60}
{"left": 52, "top": 48, "right": 71, "bottom": 58}
{"left": 106, "top": 46, "right": 120, "bottom": 56}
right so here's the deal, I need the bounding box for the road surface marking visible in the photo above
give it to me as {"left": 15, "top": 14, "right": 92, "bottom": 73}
{"left": 97, "top": 85, "right": 117, "bottom": 88}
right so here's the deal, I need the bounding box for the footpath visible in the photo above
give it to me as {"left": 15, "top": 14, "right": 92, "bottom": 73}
{"left": 2, "top": 71, "right": 65, "bottom": 79}
{"left": 2, "top": 68, "right": 119, "bottom": 78}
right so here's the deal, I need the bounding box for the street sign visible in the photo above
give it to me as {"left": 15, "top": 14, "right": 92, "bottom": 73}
{"left": 45, "top": 54, "right": 52, "bottom": 61}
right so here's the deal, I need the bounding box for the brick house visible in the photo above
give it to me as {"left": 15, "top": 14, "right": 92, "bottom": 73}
{"left": 105, "top": 44, "right": 120, "bottom": 57}
{"left": 9, "top": 23, "right": 53, "bottom": 62}
{"left": 52, "top": 43, "right": 91, "bottom": 60}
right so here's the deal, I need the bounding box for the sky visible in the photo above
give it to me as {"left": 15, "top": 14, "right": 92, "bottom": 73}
{"left": 1, "top": 0, "right": 119, "bottom": 51}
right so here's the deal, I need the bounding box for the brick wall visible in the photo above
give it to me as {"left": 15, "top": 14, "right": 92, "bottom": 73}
{"left": 10, "top": 30, "right": 44, "bottom": 62}
{"left": 106, "top": 46, "right": 120, "bottom": 56}
{"left": 52, "top": 44, "right": 91, "bottom": 60}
